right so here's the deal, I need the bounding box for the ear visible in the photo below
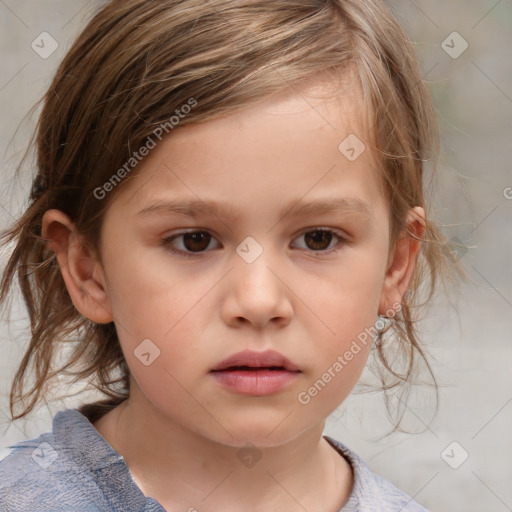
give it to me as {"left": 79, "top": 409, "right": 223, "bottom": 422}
{"left": 379, "top": 207, "right": 425, "bottom": 316}
{"left": 41, "top": 209, "right": 113, "bottom": 324}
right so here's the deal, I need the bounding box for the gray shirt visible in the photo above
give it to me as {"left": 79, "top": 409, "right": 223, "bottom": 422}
{"left": 0, "top": 409, "right": 427, "bottom": 511}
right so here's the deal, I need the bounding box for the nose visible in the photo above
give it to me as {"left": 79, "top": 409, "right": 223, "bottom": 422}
{"left": 220, "top": 247, "right": 293, "bottom": 330}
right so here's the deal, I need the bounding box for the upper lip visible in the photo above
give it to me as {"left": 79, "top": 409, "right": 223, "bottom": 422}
{"left": 211, "top": 350, "right": 301, "bottom": 372}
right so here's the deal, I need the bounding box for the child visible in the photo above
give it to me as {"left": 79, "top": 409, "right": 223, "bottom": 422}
{"left": 0, "top": 0, "right": 461, "bottom": 510}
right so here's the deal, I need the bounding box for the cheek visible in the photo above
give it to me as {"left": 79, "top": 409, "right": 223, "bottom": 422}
{"left": 104, "top": 243, "right": 209, "bottom": 334}
{"left": 113, "top": 303, "right": 210, "bottom": 425}
{"left": 101, "top": 247, "right": 218, "bottom": 390}
{"left": 296, "top": 311, "right": 375, "bottom": 419}
{"left": 296, "top": 252, "right": 384, "bottom": 404}
{"left": 308, "top": 252, "right": 385, "bottom": 334}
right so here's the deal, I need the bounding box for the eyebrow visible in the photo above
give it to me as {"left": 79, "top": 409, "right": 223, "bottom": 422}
{"left": 136, "top": 197, "right": 372, "bottom": 222}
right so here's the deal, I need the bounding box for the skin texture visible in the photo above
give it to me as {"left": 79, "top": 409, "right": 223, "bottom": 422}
{"left": 42, "top": 75, "right": 424, "bottom": 512}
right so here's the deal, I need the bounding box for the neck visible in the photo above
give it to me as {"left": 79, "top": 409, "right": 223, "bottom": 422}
{"left": 93, "top": 392, "right": 353, "bottom": 512}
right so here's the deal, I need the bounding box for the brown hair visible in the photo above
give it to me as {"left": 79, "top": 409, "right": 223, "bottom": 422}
{"left": 0, "top": 0, "right": 464, "bottom": 426}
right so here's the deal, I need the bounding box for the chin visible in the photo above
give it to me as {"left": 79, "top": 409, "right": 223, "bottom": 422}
{"left": 202, "top": 408, "right": 315, "bottom": 449}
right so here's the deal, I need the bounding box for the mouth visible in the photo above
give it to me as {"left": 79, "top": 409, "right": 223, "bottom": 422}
{"left": 213, "top": 365, "right": 295, "bottom": 371}
{"left": 211, "top": 349, "right": 301, "bottom": 372}
{"left": 210, "top": 350, "right": 301, "bottom": 395}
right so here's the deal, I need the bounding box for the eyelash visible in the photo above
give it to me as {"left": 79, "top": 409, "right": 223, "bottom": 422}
{"left": 161, "top": 228, "right": 348, "bottom": 259}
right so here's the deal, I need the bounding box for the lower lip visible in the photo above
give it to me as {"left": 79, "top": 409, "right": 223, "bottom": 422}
{"left": 210, "top": 369, "right": 300, "bottom": 395}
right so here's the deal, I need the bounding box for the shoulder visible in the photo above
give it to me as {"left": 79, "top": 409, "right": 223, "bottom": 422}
{"left": 324, "top": 436, "right": 429, "bottom": 512}
{"left": 0, "top": 409, "right": 117, "bottom": 512}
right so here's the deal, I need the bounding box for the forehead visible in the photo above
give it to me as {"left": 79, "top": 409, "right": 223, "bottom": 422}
{"left": 250, "top": 69, "right": 369, "bottom": 134}
{"left": 109, "top": 71, "right": 383, "bottom": 218}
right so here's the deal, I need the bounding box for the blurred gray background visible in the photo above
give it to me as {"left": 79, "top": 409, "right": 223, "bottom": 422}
{"left": 0, "top": 1, "right": 511, "bottom": 511}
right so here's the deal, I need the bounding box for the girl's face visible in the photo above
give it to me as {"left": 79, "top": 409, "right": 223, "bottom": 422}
{"left": 93, "top": 78, "right": 410, "bottom": 447}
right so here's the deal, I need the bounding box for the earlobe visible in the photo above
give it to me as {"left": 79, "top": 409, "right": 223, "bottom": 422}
{"left": 42, "top": 209, "right": 113, "bottom": 324}
{"left": 379, "top": 207, "right": 425, "bottom": 316}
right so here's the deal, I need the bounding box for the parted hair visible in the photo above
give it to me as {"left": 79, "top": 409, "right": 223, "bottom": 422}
{"left": 1, "top": 0, "right": 463, "bottom": 425}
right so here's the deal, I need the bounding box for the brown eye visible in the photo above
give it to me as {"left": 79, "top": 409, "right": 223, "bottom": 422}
{"left": 292, "top": 229, "right": 346, "bottom": 255}
{"left": 162, "top": 231, "right": 219, "bottom": 257}
{"left": 181, "top": 232, "right": 211, "bottom": 252}
{"left": 303, "top": 230, "right": 334, "bottom": 251}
